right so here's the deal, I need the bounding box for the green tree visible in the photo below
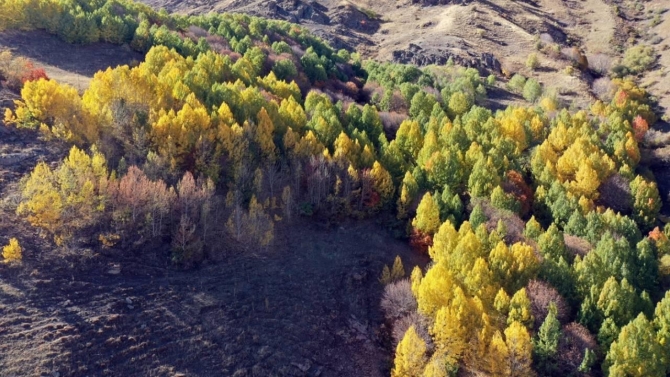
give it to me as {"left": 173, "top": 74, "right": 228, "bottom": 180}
{"left": 605, "top": 314, "right": 665, "bottom": 377}
{"left": 533, "top": 303, "right": 560, "bottom": 374}
{"left": 469, "top": 203, "right": 486, "bottom": 229}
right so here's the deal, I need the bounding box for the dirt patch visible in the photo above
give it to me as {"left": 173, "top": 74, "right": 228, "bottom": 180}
{"left": 0, "top": 30, "right": 143, "bottom": 91}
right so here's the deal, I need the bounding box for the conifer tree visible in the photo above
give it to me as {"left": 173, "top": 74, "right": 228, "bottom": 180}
{"left": 533, "top": 303, "right": 560, "bottom": 374}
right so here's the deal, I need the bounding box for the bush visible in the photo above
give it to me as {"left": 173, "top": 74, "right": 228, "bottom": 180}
{"left": 588, "top": 53, "right": 613, "bottom": 75}
{"left": 508, "top": 74, "right": 527, "bottom": 93}
{"left": 622, "top": 45, "right": 656, "bottom": 74}
{"left": 392, "top": 311, "right": 431, "bottom": 347}
{"left": 381, "top": 279, "right": 417, "bottom": 322}
{"left": 2, "top": 238, "right": 22, "bottom": 262}
{"left": 526, "top": 53, "right": 540, "bottom": 70}
{"left": 526, "top": 279, "right": 570, "bottom": 331}
{"left": 592, "top": 77, "right": 616, "bottom": 101}
{"left": 557, "top": 322, "right": 597, "bottom": 375}
{"left": 523, "top": 78, "right": 543, "bottom": 102}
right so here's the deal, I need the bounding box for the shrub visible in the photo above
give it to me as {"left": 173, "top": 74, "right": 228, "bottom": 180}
{"left": 381, "top": 279, "right": 417, "bottom": 322}
{"left": 526, "top": 53, "right": 540, "bottom": 70}
{"left": 508, "top": 74, "right": 527, "bottom": 93}
{"left": 598, "top": 173, "right": 632, "bottom": 213}
{"left": 523, "top": 78, "right": 543, "bottom": 102}
{"left": 592, "top": 77, "right": 616, "bottom": 101}
{"left": 588, "top": 53, "right": 613, "bottom": 75}
{"left": 526, "top": 279, "right": 570, "bottom": 330}
{"left": 2, "top": 238, "right": 22, "bottom": 262}
{"left": 622, "top": 45, "right": 656, "bottom": 74}
{"left": 392, "top": 311, "right": 431, "bottom": 347}
{"left": 557, "top": 322, "right": 597, "bottom": 375}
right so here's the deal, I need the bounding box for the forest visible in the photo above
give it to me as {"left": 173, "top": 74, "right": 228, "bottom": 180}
{"left": 1, "top": 0, "right": 669, "bottom": 376}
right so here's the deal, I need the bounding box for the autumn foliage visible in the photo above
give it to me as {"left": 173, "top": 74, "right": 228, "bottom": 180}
{"left": 1, "top": 0, "right": 668, "bottom": 374}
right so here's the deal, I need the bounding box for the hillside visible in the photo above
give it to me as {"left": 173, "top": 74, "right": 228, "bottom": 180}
{"left": 134, "top": 0, "right": 617, "bottom": 108}
{"left": 1, "top": 0, "right": 670, "bottom": 376}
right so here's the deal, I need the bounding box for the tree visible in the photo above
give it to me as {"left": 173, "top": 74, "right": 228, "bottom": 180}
{"left": 524, "top": 216, "right": 543, "bottom": 241}
{"left": 413, "top": 193, "right": 441, "bottom": 236}
{"left": 370, "top": 161, "right": 395, "bottom": 209}
{"left": 508, "top": 288, "right": 533, "bottom": 328}
{"left": 468, "top": 157, "right": 500, "bottom": 198}
{"left": 630, "top": 175, "right": 661, "bottom": 231}
{"left": 469, "top": 202, "right": 487, "bottom": 229}
{"left": 605, "top": 313, "right": 665, "bottom": 377}
{"left": 392, "top": 325, "right": 427, "bottom": 377}
{"left": 17, "top": 146, "right": 109, "bottom": 244}
{"left": 431, "top": 305, "right": 468, "bottom": 366}
{"left": 653, "top": 291, "right": 670, "bottom": 372}
{"left": 2, "top": 238, "right": 22, "bottom": 262}
{"left": 398, "top": 172, "right": 418, "bottom": 219}
{"left": 255, "top": 107, "right": 277, "bottom": 163}
{"left": 533, "top": 303, "right": 560, "bottom": 374}
{"left": 526, "top": 53, "right": 539, "bottom": 70}
{"left": 487, "top": 331, "right": 511, "bottom": 376}
{"left": 448, "top": 92, "right": 471, "bottom": 117}
{"left": 505, "top": 321, "right": 535, "bottom": 377}
{"left": 391, "top": 255, "right": 406, "bottom": 280}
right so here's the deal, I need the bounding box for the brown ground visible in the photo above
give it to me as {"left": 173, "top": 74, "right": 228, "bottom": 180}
{"left": 640, "top": 1, "right": 670, "bottom": 119}
{"left": 0, "top": 30, "right": 143, "bottom": 90}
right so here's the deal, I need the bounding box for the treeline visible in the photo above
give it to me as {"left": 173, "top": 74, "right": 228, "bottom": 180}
{"left": 1, "top": 0, "right": 669, "bottom": 375}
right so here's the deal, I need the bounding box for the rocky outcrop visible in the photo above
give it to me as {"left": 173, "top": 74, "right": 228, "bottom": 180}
{"left": 265, "top": 0, "right": 331, "bottom": 25}
{"left": 392, "top": 43, "right": 501, "bottom": 73}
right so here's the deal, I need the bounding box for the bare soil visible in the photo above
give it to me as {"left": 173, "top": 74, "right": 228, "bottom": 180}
{"left": 0, "top": 30, "right": 143, "bottom": 90}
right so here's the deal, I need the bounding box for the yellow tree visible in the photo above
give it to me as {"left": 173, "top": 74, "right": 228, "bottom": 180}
{"left": 487, "top": 331, "right": 511, "bottom": 377}
{"left": 417, "top": 263, "right": 456, "bottom": 316}
{"left": 2, "top": 238, "right": 22, "bottom": 262}
{"left": 255, "top": 107, "right": 278, "bottom": 163}
{"left": 393, "top": 325, "right": 427, "bottom": 377}
{"left": 370, "top": 161, "right": 395, "bottom": 208}
{"left": 504, "top": 321, "right": 535, "bottom": 377}
{"left": 429, "top": 220, "right": 459, "bottom": 265}
{"left": 412, "top": 193, "right": 441, "bottom": 236}
{"left": 507, "top": 288, "right": 533, "bottom": 328}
